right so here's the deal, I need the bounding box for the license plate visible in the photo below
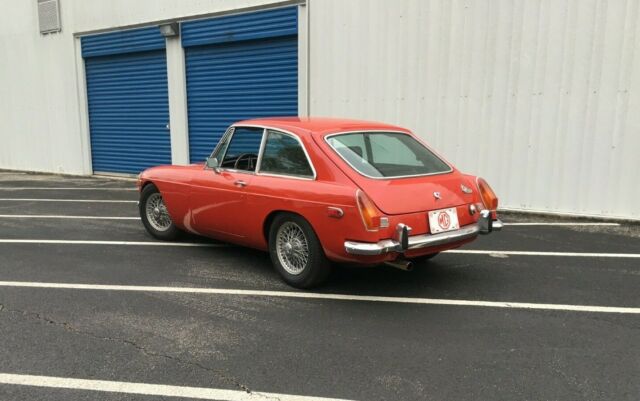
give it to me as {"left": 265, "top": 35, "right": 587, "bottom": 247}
{"left": 428, "top": 208, "right": 460, "bottom": 234}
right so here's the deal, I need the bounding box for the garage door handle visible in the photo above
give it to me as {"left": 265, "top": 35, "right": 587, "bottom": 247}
{"left": 234, "top": 180, "right": 247, "bottom": 187}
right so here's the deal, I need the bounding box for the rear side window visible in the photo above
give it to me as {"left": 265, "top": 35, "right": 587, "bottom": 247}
{"left": 326, "top": 132, "right": 451, "bottom": 178}
{"left": 259, "top": 130, "right": 314, "bottom": 178}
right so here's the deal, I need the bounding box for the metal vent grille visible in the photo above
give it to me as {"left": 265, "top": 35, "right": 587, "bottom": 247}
{"left": 38, "top": 0, "right": 61, "bottom": 34}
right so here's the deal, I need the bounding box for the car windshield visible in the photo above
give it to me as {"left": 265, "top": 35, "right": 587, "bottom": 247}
{"left": 326, "top": 132, "right": 451, "bottom": 178}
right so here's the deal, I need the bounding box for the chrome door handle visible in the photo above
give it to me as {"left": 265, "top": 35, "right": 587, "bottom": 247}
{"left": 234, "top": 180, "right": 247, "bottom": 187}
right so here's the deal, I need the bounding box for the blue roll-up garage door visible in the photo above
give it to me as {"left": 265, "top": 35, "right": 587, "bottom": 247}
{"left": 82, "top": 27, "right": 171, "bottom": 174}
{"left": 182, "top": 7, "right": 298, "bottom": 162}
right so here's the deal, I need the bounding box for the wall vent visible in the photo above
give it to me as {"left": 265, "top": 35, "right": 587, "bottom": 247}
{"left": 38, "top": 0, "right": 61, "bottom": 34}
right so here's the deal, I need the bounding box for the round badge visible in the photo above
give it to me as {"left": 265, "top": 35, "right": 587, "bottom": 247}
{"left": 438, "top": 211, "right": 451, "bottom": 229}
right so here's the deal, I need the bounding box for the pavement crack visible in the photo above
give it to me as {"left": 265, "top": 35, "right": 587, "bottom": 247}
{"left": 4, "top": 305, "right": 254, "bottom": 395}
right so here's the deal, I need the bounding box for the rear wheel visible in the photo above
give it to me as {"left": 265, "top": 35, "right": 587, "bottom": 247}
{"left": 139, "top": 184, "right": 179, "bottom": 241}
{"left": 269, "top": 213, "right": 331, "bottom": 288}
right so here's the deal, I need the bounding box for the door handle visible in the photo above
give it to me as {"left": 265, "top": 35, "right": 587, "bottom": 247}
{"left": 234, "top": 180, "right": 247, "bottom": 187}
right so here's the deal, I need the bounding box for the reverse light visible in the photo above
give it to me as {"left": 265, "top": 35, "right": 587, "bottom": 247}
{"left": 476, "top": 177, "right": 498, "bottom": 211}
{"left": 356, "top": 190, "right": 383, "bottom": 231}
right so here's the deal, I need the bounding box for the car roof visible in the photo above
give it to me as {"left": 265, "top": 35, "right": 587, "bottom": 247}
{"left": 233, "top": 117, "right": 410, "bottom": 136}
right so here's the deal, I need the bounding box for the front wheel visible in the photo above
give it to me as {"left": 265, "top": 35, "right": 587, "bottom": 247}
{"left": 268, "top": 213, "right": 331, "bottom": 288}
{"left": 139, "top": 184, "right": 179, "bottom": 241}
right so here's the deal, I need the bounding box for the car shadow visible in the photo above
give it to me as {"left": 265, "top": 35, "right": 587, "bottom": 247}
{"left": 176, "top": 234, "right": 494, "bottom": 298}
{"left": 325, "top": 259, "right": 477, "bottom": 297}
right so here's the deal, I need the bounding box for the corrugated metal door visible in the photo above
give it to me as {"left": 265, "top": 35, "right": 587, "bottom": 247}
{"left": 182, "top": 7, "right": 298, "bottom": 162}
{"left": 82, "top": 27, "right": 171, "bottom": 174}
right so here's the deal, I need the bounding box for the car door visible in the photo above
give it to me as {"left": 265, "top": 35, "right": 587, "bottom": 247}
{"left": 190, "top": 126, "right": 265, "bottom": 237}
{"left": 240, "top": 129, "right": 317, "bottom": 243}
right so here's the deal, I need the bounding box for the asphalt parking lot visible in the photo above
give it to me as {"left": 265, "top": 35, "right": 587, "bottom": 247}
{"left": 0, "top": 171, "right": 638, "bottom": 401}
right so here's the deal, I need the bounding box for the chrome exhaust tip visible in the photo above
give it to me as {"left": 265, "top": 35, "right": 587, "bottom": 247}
{"left": 384, "top": 259, "right": 414, "bottom": 272}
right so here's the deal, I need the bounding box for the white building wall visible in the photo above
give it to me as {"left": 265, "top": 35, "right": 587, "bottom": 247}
{"left": 309, "top": 0, "right": 640, "bottom": 219}
{"left": 0, "top": 0, "right": 638, "bottom": 219}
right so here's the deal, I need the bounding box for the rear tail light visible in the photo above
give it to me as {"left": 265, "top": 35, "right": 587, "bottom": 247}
{"left": 476, "top": 177, "right": 498, "bottom": 211}
{"left": 356, "top": 190, "right": 383, "bottom": 231}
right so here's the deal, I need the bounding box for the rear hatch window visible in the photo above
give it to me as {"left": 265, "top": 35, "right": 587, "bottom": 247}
{"left": 326, "top": 132, "right": 451, "bottom": 178}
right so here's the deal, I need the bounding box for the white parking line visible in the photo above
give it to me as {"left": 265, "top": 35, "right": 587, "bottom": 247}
{"left": 0, "top": 281, "right": 638, "bottom": 314}
{"left": 0, "top": 373, "right": 353, "bottom": 401}
{"left": 446, "top": 250, "right": 640, "bottom": 258}
{"left": 0, "top": 215, "right": 139, "bottom": 220}
{"left": 0, "top": 198, "right": 136, "bottom": 203}
{"left": 503, "top": 222, "right": 620, "bottom": 226}
{"left": 0, "top": 187, "right": 136, "bottom": 191}
{"left": 0, "top": 239, "right": 638, "bottom": 258}
{"left": 0, "top": 239, "right": 220, "bottom": 247}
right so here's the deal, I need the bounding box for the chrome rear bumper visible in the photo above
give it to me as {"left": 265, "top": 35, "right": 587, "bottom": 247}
{"left": 344, "top": 210, "right": 502, "bottom": 256}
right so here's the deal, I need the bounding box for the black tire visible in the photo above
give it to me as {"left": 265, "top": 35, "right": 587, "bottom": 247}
{"left": 268, "top": 213, "right": 331, "bottom": 288}
{"left": 139, "top": 184, "right": 179, "bottom": 241}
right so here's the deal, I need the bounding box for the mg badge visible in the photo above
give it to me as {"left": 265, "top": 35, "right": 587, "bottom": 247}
{"left": 433, "top": 191, "right": 441, "bottom": 200}
{"left": 438, "top": 211, "right": 451, "bottom": 229}
{"left": 461, "top": 184, "right": 473, "bottom": 194}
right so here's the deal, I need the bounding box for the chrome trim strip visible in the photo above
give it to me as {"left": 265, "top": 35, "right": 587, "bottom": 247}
{"left": 254, "top": 128, "right": 269, "bottom": 173}
{"left": 344, "top": 211, "right": 503, "bottom": 256}
{"left": 324, "top": 130, "right": 454, "bottom": 180}
{"left": 256, "top": 171, "right": 315, "bottom": 181}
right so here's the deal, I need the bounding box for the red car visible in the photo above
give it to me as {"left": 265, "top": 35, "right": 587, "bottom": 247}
{"left": 138, "top": 117, "right": 502, "bottom": 288}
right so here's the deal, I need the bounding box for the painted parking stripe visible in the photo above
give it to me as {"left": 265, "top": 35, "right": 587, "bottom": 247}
{"left": 92, "top": 175, "right": 137, "bottom": 182}
{"left": 0, "top": 281, "right": 638, "bottom": 314}
{"left": 0, "top": 373, "right": 353, "bottom": 401}
{"left": 0, "top": 198, "right": 136, "bottom": 203}
{"left": 503, "top": 222, "right": 620, "bottom": 226}
{"left": 0, "top": 239, "right": 638, "bottom": 258}
{"left": 446, "top": 250, "right": 640, "bottom": 258}
{"left": 0, "top": 239, "right": 220, "bottom": 247}
{"left": 0, "top": 215, "right": 139, "bottom": 220}
{"left": 0, "top": 187, "right": 136, "bottom": 191}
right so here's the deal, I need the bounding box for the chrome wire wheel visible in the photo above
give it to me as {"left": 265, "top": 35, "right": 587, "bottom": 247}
{"left": 275, "top": 221, "right": 310, "bottom": 275}
{"left": 145, "top": 193, "right": 172, "bottom": 232}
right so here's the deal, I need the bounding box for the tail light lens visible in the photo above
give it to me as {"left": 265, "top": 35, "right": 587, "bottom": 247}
{"left": 476, "top": 177, "right": 498, "bottom": 211}
{"left": 356, "top": 190, "right": 382, "bottom": 231}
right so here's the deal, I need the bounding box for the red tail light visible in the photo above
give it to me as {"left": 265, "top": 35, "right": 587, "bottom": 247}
{"left": 476, "top": 177, "right": 498, "bottom": 211}
{"left": 356, "top": 190, "right": 382, "bottom": 231}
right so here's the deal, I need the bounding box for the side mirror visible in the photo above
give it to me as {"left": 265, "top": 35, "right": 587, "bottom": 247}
{"left": 205, "top": 157, "right": 221, "bottom": 173}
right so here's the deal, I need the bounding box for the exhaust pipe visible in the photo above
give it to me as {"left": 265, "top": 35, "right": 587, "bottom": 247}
{"left": 385, "top": 259, "right": 414, "bottom": 271}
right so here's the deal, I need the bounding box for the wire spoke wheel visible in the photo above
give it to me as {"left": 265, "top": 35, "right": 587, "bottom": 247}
{"left": 268, "top": 213, "right": 331, "bottom": 288}
{"left": 145, "top": 193, "right": 172, "bottom": 232}
{"left": 275, "top": 222, "right": 310, "bottom": 275}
